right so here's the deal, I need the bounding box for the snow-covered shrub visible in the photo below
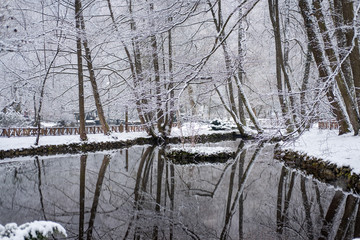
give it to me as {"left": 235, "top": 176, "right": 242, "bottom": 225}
{"left": 0, "top": 221, "right": 67, "bottom": 240}
{"left": 0, "top": 107, "right": 28, "bottom": 127}
{"left": 210, "top": 119, "right": 229, "bottom": 130}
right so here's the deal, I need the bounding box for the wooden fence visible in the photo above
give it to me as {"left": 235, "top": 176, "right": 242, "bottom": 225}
{"left": 318, "top": 120, "right": 339, "bottom": 130}
{"left": 0, "top": 125, "right": 147, "bottom": 138}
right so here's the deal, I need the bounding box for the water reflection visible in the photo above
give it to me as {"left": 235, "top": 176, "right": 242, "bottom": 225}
{"left": 0, "top": 142, "right": 360, "bottom": 239}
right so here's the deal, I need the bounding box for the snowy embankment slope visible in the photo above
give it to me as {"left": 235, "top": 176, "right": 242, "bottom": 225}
{"left": 284, "top": 125, "right": 360, "bottom": 174}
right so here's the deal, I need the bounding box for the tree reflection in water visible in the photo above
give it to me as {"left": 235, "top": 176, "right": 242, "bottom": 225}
{"left": 0, "top": 141, "right": 360, "bottom": 239}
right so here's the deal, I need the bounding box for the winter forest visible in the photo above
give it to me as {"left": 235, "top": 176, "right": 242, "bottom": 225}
{"left": 3, "top": 1, "right": 360, "bottom": 239}
{"left": 1, "top": 0, "right": 360, "bottom": 139}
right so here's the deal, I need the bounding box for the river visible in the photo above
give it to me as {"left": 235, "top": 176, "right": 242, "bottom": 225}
{"left": 0, "top": 140, "right": 359, "bottom": 239}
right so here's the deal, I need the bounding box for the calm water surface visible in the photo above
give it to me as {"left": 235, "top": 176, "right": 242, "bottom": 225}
{"left": 0, "top": 140, "right": 359, "bottom": 240}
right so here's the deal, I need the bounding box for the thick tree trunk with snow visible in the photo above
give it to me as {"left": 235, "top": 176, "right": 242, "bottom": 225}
{"left": 331, "top": 0, "right": 355, "bottom": 94}
{"left": 341, "top": 0, "right": 360, "bottom": 111}
{"left": 299, "top": 0, "right": 351, "bottom": 135}
{"left": 312, "top": 0, "right": 360, "bottom": 135}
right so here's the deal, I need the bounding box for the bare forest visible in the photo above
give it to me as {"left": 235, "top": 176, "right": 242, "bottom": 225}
{"left": 1, "top": 0, "right": 360, "bottom": 139}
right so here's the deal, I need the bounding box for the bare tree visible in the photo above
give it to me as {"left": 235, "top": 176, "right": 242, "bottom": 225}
{"left": 268, "top": 0, "right": 298, "bottom": 133}
{"left": 207, "top": 0, "right": 263, "bottom": 136}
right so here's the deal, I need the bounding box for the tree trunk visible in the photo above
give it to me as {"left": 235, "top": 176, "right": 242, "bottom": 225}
{"left": 216, "top": 0, "right": 238, "bottom": 121}
{"left": 299, "top": 0, "right": 351, "bottom": 135}
{"left": 75, "top": 0, "right": 87, "bottom": 141}
{"left": 149, "top": 2, "right": 164, "bottom": 137}
{"left": 188, "top": 84, "right": 197, "bottom": 116}
{"left": 237, "top": 6, "right": 246, "bottom": 126}
{"left": 341, "top": 0, "right": 360, "bottom": 112}
{"left": 166, "top": 25, "right": 175, "bottom": 135}
{"left": 331, "top": 0, "right": 355, "bottom": 94}
{"left": 268, "top": 0, "right": 298, "bottom": 133}
{"left": 300, "top": 44, "right": 312, "bottom": 128}
{"left": 35, "top": 46, "right": 60, "bottom": 145}
{"left": 78, "top": 1, "right": 109, "bottom": 135}
{"left": 312, "top": 0, "right": 360, "bottom": 135}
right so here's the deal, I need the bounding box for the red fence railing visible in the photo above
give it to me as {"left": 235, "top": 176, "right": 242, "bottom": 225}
{"left": 318, "top": 120, "right": 339, "bottom": 130}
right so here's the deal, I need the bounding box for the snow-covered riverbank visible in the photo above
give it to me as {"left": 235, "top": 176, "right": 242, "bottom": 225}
{"left": 284, "top": 126, "right": 360, "bottom": 174}
{"left": 1, "top": 123, "right": 360, "bottom": 175}
{"left": 0, "top": 122, "right": 216, "bottom": 150}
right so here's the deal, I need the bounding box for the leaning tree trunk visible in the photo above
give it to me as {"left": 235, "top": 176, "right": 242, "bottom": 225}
{"left": 82, "top": 38, "right": 110, "bottom": 135}
{"left": 299, "top": 0, "right": 351, "bottom": 135}
{"left": 78, "top": 1, "right": 110, "bottom": 135}
{"left": 312, "top": 0, "right": 360, "bottom": 135}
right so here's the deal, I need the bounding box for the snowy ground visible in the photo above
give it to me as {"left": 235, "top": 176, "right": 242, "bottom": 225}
{"left": 0, "top": 131, "right": 150, "bottom": 151}
{"left": 1, "top": 122, "right": 360, "bottom": 174}
{"left": 0, "top": 122, "right": 229, "bottom": 151}
{"left": 283, "top": 125, "right": 360, "bottom": 174}
{"left": 169, "top": 146, "right": 235, "bottom": 155}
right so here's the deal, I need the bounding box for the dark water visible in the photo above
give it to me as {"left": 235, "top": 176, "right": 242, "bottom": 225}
{"left": 0, "top": 140, "right": 360, "bottom": 240}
